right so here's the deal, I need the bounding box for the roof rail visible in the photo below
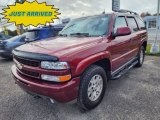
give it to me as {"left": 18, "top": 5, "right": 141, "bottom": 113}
{"left": 115, "top": 9, "right": 138, "bottom": 15}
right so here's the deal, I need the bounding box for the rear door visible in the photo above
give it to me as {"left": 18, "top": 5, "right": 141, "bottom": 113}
{"left": 126, "top": 16, "right": 140, "bottom": 59}
{"left": 135, "top": 16, "right": 147, "bottom": 48}
{"left": 111, "top": 16, "right": 132, "bottom": 71}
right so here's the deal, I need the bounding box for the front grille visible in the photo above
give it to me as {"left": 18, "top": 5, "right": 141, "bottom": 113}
{"left": 14, "top": 56, "right": 40, "bottom": 67}
{"left": 19, "top": 69, "right": 40, "bottom": 78}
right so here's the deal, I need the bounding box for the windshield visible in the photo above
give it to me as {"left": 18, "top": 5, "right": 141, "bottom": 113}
{"left": 0, "top": 34, "right": 11, "bottom": 40}
{"left": 59, "top": 15, "right": 110, "bottom": 37}
{"left": 24, "top": 31, "right": 39, "bottom": 40}
{"left": 5, "top": 35, "right": 22, "bottom": 42}
{"left": 5, "top": 34, "right": 25, "bottom": 42}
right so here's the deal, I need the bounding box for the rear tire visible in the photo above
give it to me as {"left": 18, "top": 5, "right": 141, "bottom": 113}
{"left": 135, "top": 46, "right": 145, "bottom": 67}
{"left": 78, "top": 65, "right": 107, "bottom": 111}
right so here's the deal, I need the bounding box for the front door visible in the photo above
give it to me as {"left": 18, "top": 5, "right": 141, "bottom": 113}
{"left": 110, "top": 16, "right": 132, "bottom": 71}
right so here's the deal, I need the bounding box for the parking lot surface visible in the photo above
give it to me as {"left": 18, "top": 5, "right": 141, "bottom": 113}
{"left": 0, "top": 56, "right": 160, "bottom": 120}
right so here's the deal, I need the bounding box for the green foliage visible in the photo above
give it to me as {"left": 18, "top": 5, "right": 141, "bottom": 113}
{"left": 146, "top": 44, "right": 160, "bottom": 56}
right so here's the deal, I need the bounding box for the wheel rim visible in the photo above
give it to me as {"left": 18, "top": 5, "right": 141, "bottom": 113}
{"left": 140, "top": 49, "right": 144, "bottom": 64}
{"left": 87, "top": 74, "right": 103, "bottom": 102}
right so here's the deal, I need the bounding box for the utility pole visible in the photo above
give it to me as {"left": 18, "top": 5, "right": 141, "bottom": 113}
{"left": 0, "top": 5, "right": 5, "bottom": 33}
{"left": 0, "top": 18, "right": 3, "bottom": 33}
{"left": 155, "top": 0, "right": 160, "bottom": 45}
{"left": 16, "top": 0, "right": 25, "bottom": 34}
{"left": 151, "top": 0, "right": 160, "bottom": 53}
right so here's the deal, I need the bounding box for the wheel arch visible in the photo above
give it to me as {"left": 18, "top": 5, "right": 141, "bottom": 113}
{"left": 74, "top": 52, "right": 112, "bottom": 78}
{"left": 141, "top": 41, "right": 147, "bottom": 51}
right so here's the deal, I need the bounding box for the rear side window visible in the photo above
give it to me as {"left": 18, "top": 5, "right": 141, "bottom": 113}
{"left": 135, "top": 17, "right": 146, "bottom": 30}
{"left": 25, "top": 31, "right": 39, "bottom": 40}
{"left": 127, "top": 17, "right": 138, "bottom": 32}
{"left": 114, "top": 17, "right": 127, "bottom": 31}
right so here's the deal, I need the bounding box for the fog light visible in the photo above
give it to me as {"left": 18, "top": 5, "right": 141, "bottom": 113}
{"left": 41, "top": 74, "right": 71, "bottom": 82}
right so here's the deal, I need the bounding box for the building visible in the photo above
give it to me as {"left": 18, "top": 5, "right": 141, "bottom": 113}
{"left": 143, "top": 16, "right": 160, "bottom": 43}
{"left": 143, "top": 16, "right": 160, "bottom": 29}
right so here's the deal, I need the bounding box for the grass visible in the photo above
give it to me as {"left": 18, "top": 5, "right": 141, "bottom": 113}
{"left": 146, "top": 44, "right": 152, "bottom": 54}
{"left": 146, "top": 44, "right": 160, "bottom": 56}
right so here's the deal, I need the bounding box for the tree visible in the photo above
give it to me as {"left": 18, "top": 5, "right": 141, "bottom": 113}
{"left": 7, "top": 30, "right": 17, "bottom": 36}
{"left": 140, "top": 12, "right": 151, "bottom": 18}
{"left": 153, "top": 13, "right": 160, "bottom": 16}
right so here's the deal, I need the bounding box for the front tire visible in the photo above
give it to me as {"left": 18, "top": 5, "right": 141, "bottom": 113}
{"left": 78, "top": 65, "right": 107, "bottom": 111}
{"left": 0, "top": 55, "right": 13, "bottom": 60}
{"left": 135, "top": 46, "right": 145, "bottom": 67}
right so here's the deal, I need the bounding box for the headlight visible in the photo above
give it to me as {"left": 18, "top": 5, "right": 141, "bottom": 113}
{"left": 41, "top": 74, "right": 71, "bottom": 82}
{"left": 41, "top": 61, "right": 69, "bottom": 70}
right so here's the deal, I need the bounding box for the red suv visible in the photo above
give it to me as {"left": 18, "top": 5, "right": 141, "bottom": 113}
{"left": 12, "top": 10, "right": 147, "bottom": 111}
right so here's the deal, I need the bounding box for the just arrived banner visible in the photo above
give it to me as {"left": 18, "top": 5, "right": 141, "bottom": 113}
{"left": 2, "top": 1, "right": 61, "bottom": 27}
{"left": 9, "top": 11, "right": 53, "bottom": 17}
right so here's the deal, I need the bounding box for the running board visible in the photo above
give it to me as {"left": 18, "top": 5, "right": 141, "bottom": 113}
{"left": 111, "top": 59, "right": 138, "bottom": 80}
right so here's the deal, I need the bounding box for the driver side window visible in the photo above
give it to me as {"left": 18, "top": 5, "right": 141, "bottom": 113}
{"left": 114, "top": 17, "right": 127, "bottom": 33}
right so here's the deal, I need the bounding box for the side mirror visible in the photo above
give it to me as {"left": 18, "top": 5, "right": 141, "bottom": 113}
{"left": 113, "top": 27, "right": 131, "bottom": 37}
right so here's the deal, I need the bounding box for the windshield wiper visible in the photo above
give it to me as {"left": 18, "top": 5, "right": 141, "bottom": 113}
{"left": 70, "top": 33, "right": 90, "bottom": 37}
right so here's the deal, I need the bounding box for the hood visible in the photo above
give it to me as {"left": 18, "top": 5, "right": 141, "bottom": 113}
{"left": 16, "top": 36, "right": 103, "bottom": 58}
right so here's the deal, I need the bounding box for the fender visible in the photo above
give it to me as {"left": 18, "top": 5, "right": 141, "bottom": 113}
{"left": 74, "top": 51, "right": 111, "bottom": 76}
{"left": 140, "top": 38, "right": 147, "bottom": 44}
{"left": 140, "top": 31, "right": 148, "bottom": 46}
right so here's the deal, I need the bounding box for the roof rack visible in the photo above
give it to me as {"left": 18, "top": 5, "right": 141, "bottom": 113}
{"left": 115, "top": 9, "right": 138, "bottom": 15}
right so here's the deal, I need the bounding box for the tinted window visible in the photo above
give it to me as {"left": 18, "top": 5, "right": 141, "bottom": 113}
{"left": 47, "top": 30, "right": 54, "bottom": 37}
{"left": 40, "top": 29, "right": 55, "bottom": 38}
{"left": 25, "top": 31, "right": 39, "bottom": 41}
{"left": 48, "top": 29, "right": 58, "bottom": 37}
{"left": 114, "top": 17, "right": 127, "bottom": 32}
{"left": 39, "top": 28, "right": 62, "bottom": 38}
{"left": 127, "top": 17, "right": 138, "bottom": 32}
{"left": 135, "top": 17, "right": 146, "bottom": 30}
{"left": 39, "top": 30, "right": 50, "bottom": 39}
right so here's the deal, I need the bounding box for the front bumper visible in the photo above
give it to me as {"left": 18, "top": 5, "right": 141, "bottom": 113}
{"left": 0, "top": 49, "right": 12, "bottom": 57}
{"left": 11, "top": 65, "right": 80, "bottom": 103}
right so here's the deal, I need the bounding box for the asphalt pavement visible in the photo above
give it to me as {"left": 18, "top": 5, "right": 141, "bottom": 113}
{"left": 0, "top": 56, "right": 160, "bottom": 120}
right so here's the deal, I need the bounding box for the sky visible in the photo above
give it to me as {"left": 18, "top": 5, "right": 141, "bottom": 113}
{"left": 0, "top": 0, "right": 158, "bottom": 31}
